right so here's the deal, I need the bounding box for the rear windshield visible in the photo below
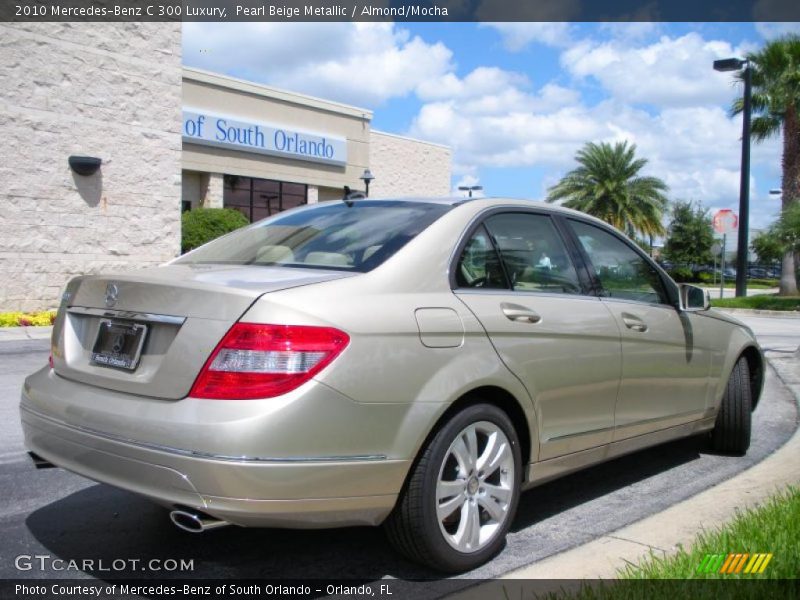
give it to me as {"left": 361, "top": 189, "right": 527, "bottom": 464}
{"left": 175, "top": 201, "right": 452, "bottom": 272}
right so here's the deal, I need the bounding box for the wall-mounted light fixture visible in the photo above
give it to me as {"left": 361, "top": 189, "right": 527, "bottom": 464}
{"left": 68, "top": 156, "right": 102, "bottom": 176}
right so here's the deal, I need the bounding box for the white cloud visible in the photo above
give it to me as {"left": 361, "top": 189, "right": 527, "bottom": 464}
{"left": 754, "top": 22, "right": 800, "bottom": 40}
{"left": 481, "top": 23, "right": 573, "bottom": 51}
{"left": 410, "top": 78, "right": 781, "bottom": 208}
{"left": 182, "top": 22, "right": 453, "bottom": 107}
{"left": 561, "top": 32, "right": 752, "bottom": 107}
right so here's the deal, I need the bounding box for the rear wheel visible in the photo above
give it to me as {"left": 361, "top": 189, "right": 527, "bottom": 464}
{"left": 385, "top": 403, "right": 521, "bottom": 572}
{"left": 711, "top": 357, "right": 752, "bottom": 455}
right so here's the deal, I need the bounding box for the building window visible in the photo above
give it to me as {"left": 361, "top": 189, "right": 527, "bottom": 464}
{"left": 223, "top": 175, "right": 307, "bottom": 222}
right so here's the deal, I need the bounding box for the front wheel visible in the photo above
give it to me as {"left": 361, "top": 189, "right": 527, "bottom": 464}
{"left": 711, "top": 356, "right": 752, "bottom": 455}
{"left": 384, "top": 403, "right": 522, "bottom": 572}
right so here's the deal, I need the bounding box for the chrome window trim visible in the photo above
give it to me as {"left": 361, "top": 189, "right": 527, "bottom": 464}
{"left": 454, "top": 289, "right": 602, "bottom": 302}
{"left": 22, "top": 406, "right": 386, "bottom": 464}
{"left": 67, "top": 306, "right": 186, "bottom": 326}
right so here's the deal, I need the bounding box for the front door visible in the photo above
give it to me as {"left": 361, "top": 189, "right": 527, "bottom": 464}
{"left": 566, "top": 219, "right": 712, "bottom": 440}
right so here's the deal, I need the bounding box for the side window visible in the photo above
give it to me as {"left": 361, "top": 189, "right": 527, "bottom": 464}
{"left": 455, "top": 226, "right": 509, "bottom": 289}
{"left": 569, "top": 220, "right": 668, "bottom": 304}
{"left": 483, "top": 213, "right": 582, "bottom": 295}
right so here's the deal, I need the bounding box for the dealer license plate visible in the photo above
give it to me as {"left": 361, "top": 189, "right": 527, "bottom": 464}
{"left": 90, "top": 320, "right": 148, "bottom": 371}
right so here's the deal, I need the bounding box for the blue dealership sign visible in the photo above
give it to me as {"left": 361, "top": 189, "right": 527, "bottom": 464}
{"left": 182, "top": 109, "right": 347, "bottom": 166}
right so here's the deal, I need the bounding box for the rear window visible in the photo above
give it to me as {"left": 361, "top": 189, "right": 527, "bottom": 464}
{"left": 175, "top": 201, "right": 452, "bottom": 272}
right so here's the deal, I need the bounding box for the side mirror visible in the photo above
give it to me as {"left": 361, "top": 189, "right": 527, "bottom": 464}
{"left": 679, "top": 283, "right": 710, "bottom": 312}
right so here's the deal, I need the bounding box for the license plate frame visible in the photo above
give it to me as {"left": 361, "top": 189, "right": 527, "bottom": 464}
{"left": 90, "top": 319, "right": 148, "bottom": 371}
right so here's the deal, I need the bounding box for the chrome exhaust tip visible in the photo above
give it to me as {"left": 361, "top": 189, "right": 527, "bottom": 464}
{"left": 169, "top": 509, "right": 230, "bottom": 533}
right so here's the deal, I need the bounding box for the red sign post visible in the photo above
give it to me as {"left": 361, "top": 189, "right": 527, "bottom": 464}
{"left": 712, "top": 209, "right": 738, "bottom": 298}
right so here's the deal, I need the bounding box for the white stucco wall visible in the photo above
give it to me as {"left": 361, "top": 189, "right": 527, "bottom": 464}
{"left": 368, "top": 131, "right": 452, "bottom": 198}
{"left": 0, "top": 23, "right": 182, "bottom": 311}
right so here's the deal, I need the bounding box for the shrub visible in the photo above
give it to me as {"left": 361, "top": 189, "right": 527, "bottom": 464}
{"left": 0, "top": 311, "right": 57, "bottom": 327}
{"left": 668, "top": 267, "right": 694, "bottom": 282}
{"left": 0, "top": 312, "right": 25, "bottom": 327}
{"left": 181, "top": 208, "right": 249, "bottom": 253}
{"left": 697, "top": 272, "right": 714, "bottom": 284}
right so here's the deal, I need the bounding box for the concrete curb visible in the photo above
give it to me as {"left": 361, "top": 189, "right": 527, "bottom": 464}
{"left": 0, "top": 326, "right": 52, "bottom": 342}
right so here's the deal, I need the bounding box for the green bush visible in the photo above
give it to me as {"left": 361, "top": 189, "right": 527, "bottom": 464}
{"left": 181, "top": 208, "right": 249, "bottom": 253}
{"left": 711, "top": 294, "right": 800, "bottom": 311}
{"left": 697, "top": 272, "right": 714, "bottom": 284}
{"left": 668, "top": 267, "right": 694, "bottom": 282}
{"left": 0, "top": 311, "right": 57, "bottom": 327}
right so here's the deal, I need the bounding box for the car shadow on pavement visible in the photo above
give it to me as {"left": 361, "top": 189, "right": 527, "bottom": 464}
{"left": 511, "top": 435, "right": 707, "bottom": 531}
{"left": 24, "top": 435, "right": 708, "bottom": 583}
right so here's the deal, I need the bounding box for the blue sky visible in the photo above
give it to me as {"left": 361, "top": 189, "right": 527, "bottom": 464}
{"left": 183, "top": 21, "right": 800, "bottom": 233}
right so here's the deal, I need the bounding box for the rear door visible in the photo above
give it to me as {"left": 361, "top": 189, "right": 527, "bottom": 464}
{"left": 565, "top": 219, "right": 712, "bottom": 440}
{"left": 453, "top": 211, "right": 622, "bottom": 460}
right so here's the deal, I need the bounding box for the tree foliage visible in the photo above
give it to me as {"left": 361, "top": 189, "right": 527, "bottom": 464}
{"left": 731, "top": 34, "right": 800, "bottom": 294}
{"left": 181, "top": 208, "right": 249, "bottom": 253}
{"left": 662, "top": 201, "right": 714, "bottom": 266}
{"left": 774, "top": 202, "right": 800, "bottom": 254}
{"left": 546, "top": 141, "right": 669, "bottom": 238}
{"left": 750, "top": 231, "right": 784, "bottom": 264}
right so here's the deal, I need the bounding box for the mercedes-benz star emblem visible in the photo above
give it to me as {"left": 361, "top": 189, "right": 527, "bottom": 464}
{"left": 105, "top": 283, "right": 119, "bottom": 308}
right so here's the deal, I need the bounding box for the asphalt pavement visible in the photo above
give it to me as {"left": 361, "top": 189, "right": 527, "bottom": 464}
{"left": 0, "top": 314, "right": 797, "bottom": 590}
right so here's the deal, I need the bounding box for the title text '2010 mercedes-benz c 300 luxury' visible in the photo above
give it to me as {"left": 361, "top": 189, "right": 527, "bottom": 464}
{"left": 21, "top": 198, "right": 763, "bottom": 572}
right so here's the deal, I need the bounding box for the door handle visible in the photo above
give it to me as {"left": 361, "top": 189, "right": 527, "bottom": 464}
{"left": 622, "top": 313, "right": 648, "bottom": 333}
{"left": 501, "top": 303, "right": 541, "bottom": 324}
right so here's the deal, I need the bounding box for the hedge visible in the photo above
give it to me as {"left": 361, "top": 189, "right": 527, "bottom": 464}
{"left": 181, "top": 208, "right": 249, "bottom": 253}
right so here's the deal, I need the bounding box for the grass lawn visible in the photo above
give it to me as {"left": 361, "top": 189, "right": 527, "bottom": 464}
{"left": 617, "top": 486, "right": 799, "bottom": 580}
{"left": 552, "top": 487, "right": 799, "bottom": 599}
{"left": 710, "top": 295, "right": 800, "bottom": 311}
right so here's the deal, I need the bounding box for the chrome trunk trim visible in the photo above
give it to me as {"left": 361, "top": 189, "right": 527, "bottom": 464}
{"left": 67, "top": 306, "right": 186, "bottom": 326}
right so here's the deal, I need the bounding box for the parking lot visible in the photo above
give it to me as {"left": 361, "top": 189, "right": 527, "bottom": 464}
{"left": 0, "top": 314, "right": 797, "bottom": 584}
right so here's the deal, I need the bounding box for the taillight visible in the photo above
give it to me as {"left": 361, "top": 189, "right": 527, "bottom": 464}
{"left": 190, "top": 323, "right": 350, "bottom": 400}
{"left": 48, "top": 354, "right": 54, "bottom": 369}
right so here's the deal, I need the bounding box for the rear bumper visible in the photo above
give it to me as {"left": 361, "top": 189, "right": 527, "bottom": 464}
{"left": 20, "top": 369, "right": 418, "bottom": 528}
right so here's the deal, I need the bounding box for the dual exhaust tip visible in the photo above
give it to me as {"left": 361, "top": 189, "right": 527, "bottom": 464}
{"left": 169, "top": 509, "right": 230, "bottom": 533}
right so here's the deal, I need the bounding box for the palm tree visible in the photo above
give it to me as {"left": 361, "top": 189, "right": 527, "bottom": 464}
{"left": 731, "top": 34, "right": 800, "bottom": 296}
{"left": 546, "top": 141, "right": 669, "bottom": 238}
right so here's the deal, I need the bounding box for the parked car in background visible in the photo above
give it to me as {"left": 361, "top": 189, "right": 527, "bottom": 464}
{"left": 21, "top": 198, "right": 764, "bottom": 572}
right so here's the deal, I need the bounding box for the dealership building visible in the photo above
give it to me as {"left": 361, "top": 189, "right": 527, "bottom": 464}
{"left": 0, "top": 24, "right": 451, "bottom": 311}
{"left": 181, "top": 67, "right": 451, "bottom": 220}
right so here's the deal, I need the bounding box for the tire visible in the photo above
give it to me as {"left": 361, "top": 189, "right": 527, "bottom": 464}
{"left": 384, "top": 403, "right": 522, "bottom": 572}
{"left": 711, "top": 357, "right": 752, "bottom": 455}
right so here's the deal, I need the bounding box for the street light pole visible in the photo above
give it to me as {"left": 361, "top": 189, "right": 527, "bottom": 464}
{"left": 458, "top": 185, "right": 483, "bottom": 198}
{"left": 360, "top": 169, "right": 375, "bottom": 197}
{"left": 714, "top": 57, "right": 752, "bottom": 297}
{"left": 736, "top": 63, "right": 752, "bottom": 297}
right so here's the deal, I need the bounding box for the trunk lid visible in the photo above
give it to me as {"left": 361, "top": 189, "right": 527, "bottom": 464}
{"left": 51, "top": 264, "right": 353, "bottom": 399}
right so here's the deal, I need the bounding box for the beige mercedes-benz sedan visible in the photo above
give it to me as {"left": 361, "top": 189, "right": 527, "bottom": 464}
{"left": 21, "top": 197, "right": 763, "bottom": 572}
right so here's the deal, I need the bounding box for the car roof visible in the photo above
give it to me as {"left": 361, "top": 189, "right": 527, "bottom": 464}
{"left": 353, "top": 196, "right": 602, "bottom": 222}
{"left": 311, "top": 196, "right": 614, "bottom": 233}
